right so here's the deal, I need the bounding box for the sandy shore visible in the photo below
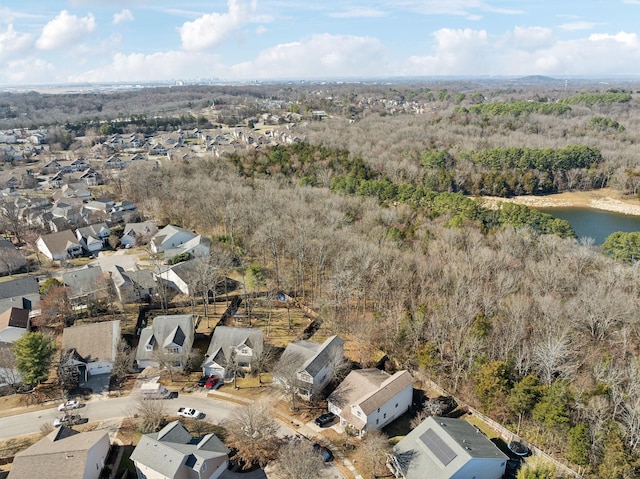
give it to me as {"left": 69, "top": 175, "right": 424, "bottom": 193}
{"left": 480, "top": 188, "right": 640, "bottom": 217}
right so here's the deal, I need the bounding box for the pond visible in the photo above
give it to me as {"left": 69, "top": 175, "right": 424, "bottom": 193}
{"left": 537, "top": 207, "right": 640, "bottom": 244}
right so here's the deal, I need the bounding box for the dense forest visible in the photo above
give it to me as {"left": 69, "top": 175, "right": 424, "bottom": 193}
{"left": 6, "top": 78, "right": 640, "bottom": 477}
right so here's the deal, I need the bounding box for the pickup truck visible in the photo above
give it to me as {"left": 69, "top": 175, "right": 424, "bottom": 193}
{"left": 178, "top": 407, "right": 204, "bottom": 419}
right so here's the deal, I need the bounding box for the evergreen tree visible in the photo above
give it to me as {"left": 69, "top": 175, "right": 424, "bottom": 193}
{"left": 12, "top": 332, "right": 56, "bottom": 387}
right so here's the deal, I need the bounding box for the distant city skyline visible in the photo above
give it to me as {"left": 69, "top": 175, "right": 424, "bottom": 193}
{"left": 2, "top": 1, "right": 640, "bottom": 85}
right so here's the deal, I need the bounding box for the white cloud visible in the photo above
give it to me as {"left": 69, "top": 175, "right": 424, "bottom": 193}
{"left": 231, "top": 33, "right": 386, "bottom": 79}
{"left": 5, "top": 58, "right": 55, "bottom": 83}
{"left": 402, "top": 27, "right": 640, "bottom": 77}
{"left": 505, "top": 26, "right": 554, "bottom": 51}
{"left": 0, "top": 24, "right": 33, "bottom": 60}
{"left": 179, "top": 0, "right": 256, "bottom": 51}
{"left": 36, "top": 10, "right": 96, "bottom": 51}
{"left": 329, "top": 8, "right": 387, "bottom": 18}
{"left": 404, "top": 28, "right": 491, "bottom": 75}
{"left": 113, "top": 9, "right": 134, "bottom": 25}
{"left": 559, "top": 21, "right": 600, "bottom": 31}
{"left": 256, "top": 26, "right": 267, "bottom": 35}
{"left": 69, "top": 50, "right": 227, "bottom": 83}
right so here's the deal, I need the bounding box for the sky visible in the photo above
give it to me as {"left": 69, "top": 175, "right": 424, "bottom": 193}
{"left": 2, "top": 0, "right": 640, "bottom": 85}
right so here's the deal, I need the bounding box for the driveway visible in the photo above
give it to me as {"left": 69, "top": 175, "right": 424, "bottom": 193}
{"left": 91, "top": 249, "right": 141, "bottom": 272}
{"left": 84, "top": 373, "right": 110, "bottom": 395}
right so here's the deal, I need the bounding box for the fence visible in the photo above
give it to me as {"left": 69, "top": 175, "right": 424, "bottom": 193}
{"left": 423, "top": 378, "right": 583, "bottom": 478}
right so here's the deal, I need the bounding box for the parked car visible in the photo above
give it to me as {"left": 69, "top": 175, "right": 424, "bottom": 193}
{"left": 314, "top": 412, "right": 336, "bottom": 427}
{"left": 53, "top": 415, "right": 83, "bottom": 427}
{"left": 197, "top": 375, "right": 210, "bottom": 387}
{"left": 312, "top": 443, "right": 334, "bottom": 462}
{"left": 58, "top": 400, "right": 82, "bottom": 411}
{"left": 205, "top": 377, "right": 221, "bottom": 389}
{"left": 178, "top": 407, "right": 204, "bottom": 419}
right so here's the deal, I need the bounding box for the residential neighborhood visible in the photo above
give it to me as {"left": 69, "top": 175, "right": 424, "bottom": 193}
{"left": 0, "top": 91, "right": 589, "bottom": 479}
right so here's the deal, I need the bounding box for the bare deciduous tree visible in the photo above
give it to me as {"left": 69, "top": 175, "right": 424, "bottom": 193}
{"left": 134, "top": 395, "right": 167, "bottom": 434}
{"left": 275, "top": 439, "right": 325, "bottom": 479}
{"left": 223, "top": 401, "right": 282, "bottom": 469}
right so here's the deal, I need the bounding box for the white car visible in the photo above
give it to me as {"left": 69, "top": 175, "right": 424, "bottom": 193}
{"left": 178, "top": 407, "right": 204, "bottom": 419}
{"left": 58, "top": 400, "right": 82, "bottom": 411}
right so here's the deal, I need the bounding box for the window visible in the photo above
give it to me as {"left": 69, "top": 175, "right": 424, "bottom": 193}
{"left": 384, "top": 413, "right": 387, "bottom": 419}
{"left": 377, "top": 408, "right": 380, "bottom": 413}
{"left": 376, "top": 419, "right": 379, "bottom": 425}
{"left": 202, "top": 463, "right": 207, "bottom": 472}
{"left": 356, "top": 411, "right": 361, "bottom": 417}
{"left": 395, "top": 403, "right": 398, "bottom": 408}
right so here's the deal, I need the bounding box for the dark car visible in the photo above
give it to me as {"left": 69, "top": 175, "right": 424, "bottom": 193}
{"left": 53, "top": 415, "right": 83, "bottom": 427}
{"left": 197, "top": 376, "right": 210, "bottom": 387}
{"left": 312, "top": 443, "right": 334, "bottom": 462}
{"left": 314, "top": 412, "right": 336, "bottom": 427}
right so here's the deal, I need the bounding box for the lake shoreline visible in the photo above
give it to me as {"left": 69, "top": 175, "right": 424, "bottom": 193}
{"left": 480, "top": 188, "right": 640, "bottom": 217}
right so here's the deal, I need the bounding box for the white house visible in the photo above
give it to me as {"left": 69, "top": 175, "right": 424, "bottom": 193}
{"left": 328, "top": 368, "right": 413, "bottom": 436}
{"left": 36, "top": 230, "right": 83, "bottom": 261}
{"left": 150, "top": 225, "right": 210, "bottom": 260}
{"left": 120, "top": 221, "right": 158, "bottom": 248}
{"left": 202, "top": 326, "right": 263, "bottom": 378}
{"left": 131, "top": 421, "right": 229, "bottom": 479}
{"left": 276, "top": 335, "right": 344, "bottom": 400}
{"left": 76, "top": 223, "right": 110, "bottom": 254}
{"left": 136, "top": 315, "right": 194, "bottom": 369}
{"left": 387, "top": 416, "right": 508, "bottom": 479}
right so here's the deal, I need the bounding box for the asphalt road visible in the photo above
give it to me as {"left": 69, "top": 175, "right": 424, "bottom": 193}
{"left": 0, "top": 393, "right": 347, "bottom": 478}
{"left": 0, "top": 394, "right": 241, "bottom": 439}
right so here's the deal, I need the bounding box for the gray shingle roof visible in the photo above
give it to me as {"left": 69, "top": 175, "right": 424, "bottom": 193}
{"left": 203, "top": 326, "right": 263, "bottom": 368}
{"left": 9, "top": 427, "right": 109, "bottom": 479}
{"left": 390, "top": 416, "right": 508, "bottom": 479}
{"left": 136, "top": 315, "right": 194, "bottom": 363}
{"left": 130, "top": 421, "right": 229, "bottom": 478}
{"left": 0, "top": 277, "right": 39, "bottom": 301}
{"left": 62, "top": 320, "right": 120, "bottom": 363}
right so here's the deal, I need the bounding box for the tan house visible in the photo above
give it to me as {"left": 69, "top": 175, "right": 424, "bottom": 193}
{"left": 9, "top": 426, "right": 110, "bottom": 479}
{"left": 62, "top": 320, "right": 121, "bottom": 382}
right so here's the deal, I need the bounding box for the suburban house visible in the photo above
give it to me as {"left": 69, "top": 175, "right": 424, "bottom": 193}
{"left": 156, "top": 259, "right": 198, "bottom": 296}
{"left": 76, "top": 223, "right": 110, "bottom": 254}
{"left": 150, "top": 225, "right": 210, "bottom": 260}
{"left": 61, "top": 320, "right": 121, "bottom": 382}
{"left": 62, "top": 265, "right": 109, "bottom": 305}
{"left": 36, "top": 230, "right": 83, "bottom": 261}
{"left": 202, "top": 326, "right": 263, "bottom": 378}
{"left": 136, "top": 314, "right": 195, "bottom": 369}
{"left": 9, "top": 426, "right": 111, "bottom": 479}
{"left": 0, "top": 276, "right": 40, "bottom": 314}
{"left": 131, "top": 420, "right": 229, "bottom": 479}
{"left": 0, "top": 238, "right": 27, "bottom": 276}
{"left": 109, "top": 265, "right": 155, "bottom": 303}
{"left": 120, "top": 221, "right": 158, "bottom": 248}
{"left": 387, "top": 416, "right": 508, "bottom": 479}
{"left": 0, "top": 307, "right": 31, "bottom": 343}
{"left": 328, "top": 369, "right": 413, "bottom": 436}
{"left": 276, "top": 335, "right": 344, "bottom": 400}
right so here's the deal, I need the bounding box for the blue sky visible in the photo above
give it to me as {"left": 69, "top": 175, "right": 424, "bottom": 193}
{"left": 2, "top": 0, "right": 640, "bottom": 84}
